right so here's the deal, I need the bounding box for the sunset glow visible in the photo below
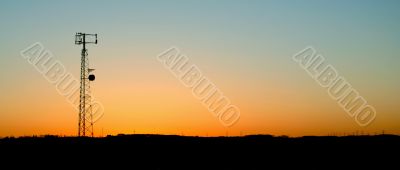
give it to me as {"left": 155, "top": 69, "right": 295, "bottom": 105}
{"left": 1, "top": 0, "right": 399, "bottom": 137}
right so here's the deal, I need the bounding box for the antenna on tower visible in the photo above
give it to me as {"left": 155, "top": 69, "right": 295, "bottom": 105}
{"left": 75, "top": 32, "right": 98, "bottom": 137}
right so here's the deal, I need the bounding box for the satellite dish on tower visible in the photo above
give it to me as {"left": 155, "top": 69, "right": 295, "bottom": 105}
{"left": 88, "top": 68, "right": 96, "bottom": 81}
{"left": 88, "top": 74, "right": 95, "bottom": 81}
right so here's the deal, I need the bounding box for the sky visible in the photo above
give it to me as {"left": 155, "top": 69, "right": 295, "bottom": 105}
{"left": 0, "top": 0, "right": 399, "bottom": 137}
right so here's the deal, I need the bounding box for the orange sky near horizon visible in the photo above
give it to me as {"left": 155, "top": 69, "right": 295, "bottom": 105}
{"left": 1, "top": 1, "right": 400, "bottom": 137}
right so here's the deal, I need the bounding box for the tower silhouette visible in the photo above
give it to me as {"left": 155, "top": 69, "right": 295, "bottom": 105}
{"left": 75, "top": 33, "right": 98, "bottom": 137}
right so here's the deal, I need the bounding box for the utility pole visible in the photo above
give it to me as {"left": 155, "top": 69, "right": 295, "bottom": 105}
{"left": 75, "top": 32, "right": 98, "bottom": 137}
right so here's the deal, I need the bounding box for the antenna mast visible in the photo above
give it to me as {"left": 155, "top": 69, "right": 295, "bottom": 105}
{"left": 75, "top": 32, "right": 98, "bottom": 137}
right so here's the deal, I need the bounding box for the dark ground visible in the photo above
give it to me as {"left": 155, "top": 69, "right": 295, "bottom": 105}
{"left": 1, "top": 134, "right": 399, "bottom": 168}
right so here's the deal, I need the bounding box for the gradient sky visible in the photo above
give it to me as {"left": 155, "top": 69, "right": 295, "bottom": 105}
{"left": 1, "top": 0, "right": 399, "bottom": 137}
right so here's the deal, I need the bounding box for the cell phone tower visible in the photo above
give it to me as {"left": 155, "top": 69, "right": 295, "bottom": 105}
{"left": 75, "top": 33, "right": 98, "bottom": 137}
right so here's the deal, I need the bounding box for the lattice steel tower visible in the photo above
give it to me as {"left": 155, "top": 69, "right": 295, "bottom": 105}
{"left": 75, "top": 33, "right": 98, "bottom": 137}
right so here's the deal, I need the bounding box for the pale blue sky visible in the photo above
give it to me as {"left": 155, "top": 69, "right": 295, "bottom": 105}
{"left": 1, "top": 0, "right": 400, "bottom": 136}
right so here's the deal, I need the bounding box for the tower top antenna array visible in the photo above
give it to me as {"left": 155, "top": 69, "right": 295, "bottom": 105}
{"left": 75, "top": 32, "right": 98, "bottom": 137}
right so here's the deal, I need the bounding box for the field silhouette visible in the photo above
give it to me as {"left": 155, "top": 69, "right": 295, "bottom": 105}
{"left": 1, "top": 134, "right": 399, "bottom": 168}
